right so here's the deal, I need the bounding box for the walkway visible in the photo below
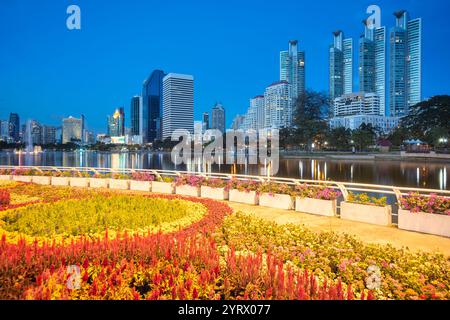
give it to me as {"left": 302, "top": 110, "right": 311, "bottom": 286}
{"left": 228, "top": 202, "right": 450, "bottom": 256}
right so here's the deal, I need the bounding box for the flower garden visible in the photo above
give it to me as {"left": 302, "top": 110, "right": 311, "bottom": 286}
{"left": 0, "top": 178, "right": 449, "bottom": 300}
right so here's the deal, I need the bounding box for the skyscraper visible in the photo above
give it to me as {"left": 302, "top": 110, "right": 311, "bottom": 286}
{"left": 162, "top": 73, "right": 194, "bottom": 140}
{"left": 251, "top": 95, "right": 265, "bottom": 130}
{"left": 329, "top": 31, "right": 353, "bottom": 101}
{"left": 8, "top": 113, "right": 20, "bottom": 142}
{"left": 359, "top": 20, "right": 387, "bottom": 115}
{"left": 211, "top": 103, "right": 226, "bottom": 134}
{"left": 264, "top": 81, "right": 292, "bottom": 129}
{"left": 389, "top": 10, "right": 422, "bottom": 117}
{"left": 142, "top": 70, "right": 165, "bottom": 143}
{"left": 42, "top": 126, "right": 57, "bottom": 145}
{"left": 231, "top": 114, "right": 245, "bottom": 130}
{"left": 280, "top": 40, "right": 305, "bottom": 100}
{"left": 62, "top": 116, "right": 82, "bottom": 143}
{"left": 107, "top": 108, "right": 125, "bottom": 137}
{"left": 202, "top": 112, "right": 209, "bottom": 132}
{"left": 130, "top": 95, "right": 142, "bottom": 136}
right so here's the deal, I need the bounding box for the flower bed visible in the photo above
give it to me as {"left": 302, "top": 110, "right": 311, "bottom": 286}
{"left": 294, "top": 184, "right": 340, "bottom": 216}
{"left": 340, "top": 193, "right": 392, "bottom": 226}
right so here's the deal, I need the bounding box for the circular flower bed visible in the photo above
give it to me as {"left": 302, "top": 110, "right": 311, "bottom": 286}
{"left": 0, "top": 195, "right": 206, "bottom": 240}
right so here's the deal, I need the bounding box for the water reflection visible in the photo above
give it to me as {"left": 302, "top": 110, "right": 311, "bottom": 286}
{"left": 1, "top": 151, "right": 449, "bottom": 190}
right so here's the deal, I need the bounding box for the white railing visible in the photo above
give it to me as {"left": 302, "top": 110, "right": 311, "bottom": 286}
{"left": 1, "top": 165, "right": 449, "bottom": 219}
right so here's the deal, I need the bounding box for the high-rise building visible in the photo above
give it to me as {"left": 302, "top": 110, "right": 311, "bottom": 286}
{"left": 42, "top": 125, "right": 57, "bottom": 145}
{"left": 250, "top": 95, "right": 265, "bottom": 130}
{"left": 232, "top": 114, "right": 246, "bottom": 130}
{"left": 80, "top": 114, "right": 85, "bottom": 144}
{"left": 389, "top": 10, "right": 422, "bottom": 117}
{"left": 162, "top": 73, "right": 194, "bottom": 140}
{"left": 264, "top": 81, "right": 292, "bottom": 129}
{"left": 0, "top": 120, "right": 9, "bottom": 142}
{"left": 211, "top": 103, "right": 226, "bottom": 134}
{"left": 202, "top": 112, "right": 209, "bottom": 132}
{"left": 8, "top": 113, "right": 20, "bottom": 142}
{"left": 329, "top": 31, "right": 353, "bottom": 101}
{"left": 142, "top": 70, "right": 165, "bottom": 143}
{"left": 62, "top": 116, "right": 83, "bottom": 143}
{"left": 130, "top": 95, "right": 142, "bottom": 136}
{"left": 107, "top": 108, "right": 125, "bottom": 137}
{"left": 280, "top": 40, "right": 305, "bottom": 100}
{"left": 334, "top": 93, "right": 381, "bottom": 117}
{"left": 359, "top": 20, "right": 387, "bottom": 115}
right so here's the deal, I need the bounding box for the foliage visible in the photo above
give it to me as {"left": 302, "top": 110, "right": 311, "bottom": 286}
{"left": 157, "top": 176, "right": 175, "bottom": 183}
{"left": 258, "top": 182, "right": 294, "bottom": 196}
{"left": 131, "top": 172, "right": 155, "bottom": 182}
{"left": 202, "top": 178, "right": 229, "bottom": 189}
{"left": 326, "top": 127, "right": 352, "bottom": 151}
{"left": 174, "top": 175, "right": 205, "bottom": 187}
{"left": 294, "top": 184, "right": 341, "bottom": 200}
{"left": 347, "top": 193, "right": 387, "bottom": 207}
{"left": 351, "top": 123, "right": 377, "bottom": 151}
{"left": 227, "top": 179, "right": 260, "bottom": 193}
{"left": 400, "top": 193, "right": 450, "bottom": 215}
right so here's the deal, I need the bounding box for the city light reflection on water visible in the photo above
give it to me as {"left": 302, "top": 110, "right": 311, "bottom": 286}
{"left": 1, "top": 151, "right": 449, "bottom": 190}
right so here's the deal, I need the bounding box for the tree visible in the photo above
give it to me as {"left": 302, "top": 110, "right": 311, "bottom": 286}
{"left": 388, "top": 126, "right": 409, "bottom": 147}
{"left": 400, "top": 95, "right": 450, "bottom": 145}
{"left": 326, "top": 127, "right": 352, "bottom": 150}
{"left": 292, "top": 90, "right": 331, "bottom": 150}
{"left": 351, "top": 123, "right": 376, "bottom": 151}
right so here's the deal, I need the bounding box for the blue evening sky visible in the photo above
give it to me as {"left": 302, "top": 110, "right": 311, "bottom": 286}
{"left": 0, "top": 0, "right": 449, "bottom": 133}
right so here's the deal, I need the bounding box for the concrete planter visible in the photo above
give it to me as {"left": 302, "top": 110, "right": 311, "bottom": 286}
{"left": 130, "top": 180, "right": 152, "bottom": 192}
{"left": 176, "top": 185, "right": 201, "bottom": 197}
{"left": 398, "top": 209, "right": 450, "bottom": 238}
{"left": 109, "top": 179, "right": 130, "bottom": 190}
{"left": 70, "top": 177, "right": 90, "bottom": 188}
{"left": 13, "top": 175, "right": 33, "bottom": 183}
{"left": 151, "top": 181, "right": 174, "bottom": 194}
{"left": 32, "top": 176, "right": 51, "bottom": 185}
{"left": 89, "top": 178, "right": 109, "bottom": 189}
{"left": 260, "top": 193, "right": 294, "bottom": 210}
{"left": 340, "top": 202, "right": 392, "bottom": 226}
{"left": 229, "top": 189, "right": 259, "bottom": 205}
{"left": 201, "top": 186, "right": 229, "bottom": 200}
{"left": 295, "top": 197, "right": 337, "bottom": 216}
{"left": 0, "top": 175, "right": 11, "bottom": 181}
{"left": 51, "top": 177, "right": 70, "bottom": 186}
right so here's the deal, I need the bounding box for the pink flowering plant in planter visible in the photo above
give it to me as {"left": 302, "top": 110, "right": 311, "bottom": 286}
{"left": 294, "top": 184, "right": 341, "bottom": 200}
{"left": 131, "top": 172, "right": 155, "bottom": 182}
{"left": 11, "top": 168, "right": 36, "bottom": 176}
{"left": 400, "top": 192, "right": 450, "bottom": 215}
{"left": 258, "top": 182, "right": 295, "bottom": 197}
{"left": 227, "top": 178, "right": 261, "bottom": 194}
{"left": 202, "top": 178, "right": 230, "bottom": 190}
{"left": 174, "top": 174, "right": 205, "bottom": 187}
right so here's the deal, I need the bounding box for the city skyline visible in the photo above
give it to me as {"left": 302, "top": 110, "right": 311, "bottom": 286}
{"left": 1, "top": 0, "right": 449, "bottom": 133}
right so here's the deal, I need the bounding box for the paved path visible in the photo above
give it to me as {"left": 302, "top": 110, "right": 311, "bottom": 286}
{"left": 228, "top": 202, "right": 450, "bottom": 256}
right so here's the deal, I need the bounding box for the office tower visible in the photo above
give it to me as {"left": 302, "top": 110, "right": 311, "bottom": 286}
{"left": 62, "top": 116, "right": 83, "bottom": 143}
{"left": 142, "top": 70, "right": 165, "bottom": 142}
{"left": 0, "top": 120, "right": 9, "bottom": 141}
{"left": 202, "top": 112, "right": 209, "bottom": 132}
{"left": 130, "top": 95, "right": 142, "bottom": 136}
{"left": 162, "top": 73, "right": 194, "bottom": 140}
{"left": 42, "top": 125, "right": 57, "bottom": 145}
{"left": 280, "top": 40, "right": 305, "bottom": 100}
{"left": 329, "top": 31, "right": 353, "bottom": 102}
{"left": 28, "top": 120, "right": 42, "bottom": 145}
{"left": 264, "top": 81, "right": 292, "bottom": 129}
{"left": 211, "top": 103, "right": 226, "bottom": 134}
{"left": 250, "top": 95, "right": 265, "bottom": 130}
{"left": 8, "top": 113, "right": 20, "bottom": 142}
{"left": 390, "top": 10, "right": 422, "bottom": 117}
{"left": 359, "top": 20, "right": 387, "bottom": 115}
{"left": 80, "top": 114, "right": 85, "bottom": 144}
{"left": 107, "top": 108, "right": 125, "bottom": 137}
{"left": 232, "top": 114, "right": 246, "bottom": 130}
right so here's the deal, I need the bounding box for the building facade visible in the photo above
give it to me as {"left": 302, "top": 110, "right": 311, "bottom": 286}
{"left": 211, "top": 103, "right": 226, "bottom": 134}
{"left": 62, "top": 116, "right": 83, "bottom": 144}
{"left": 280, "top": 40, "right": 305, "bottom": 100}
{"left": 334, "top": 92, "right": 381, "bottom": 117}
{"left": 8, "top": 113, "right": 20, "bottom": 142}
{"left": 202, "top": 112, "right": 209, "bottom": 133}
{"left": 330, "top": 115, "right": 399, "bottom": 134}
{"left": 329, "top": 31, "right": 353, "bottom": 101}
{"left": 130, "top": 95, "right": 142, "bottom": 137}
{"left": 42, "top": 125, "right": 56, "bottom": 145}
{"left": 142, "top": 70, "right": 165, "bottom": 143}
{"left": 107, "top": 108, "right": 125, "bottom": 137}
{"left": 264, "top": 81, "right": 292, "bottom": 129}
{"left": 389, "top": 10, "right": 422, "bottom": 117}
{"left": 162, "top": 73, "right": 194, "bottom": 140}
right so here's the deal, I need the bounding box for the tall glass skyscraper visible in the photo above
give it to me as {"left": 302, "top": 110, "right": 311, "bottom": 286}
{"left": 142, "top": 70, "right": 166, "bottom": 143}
{"left": 211, "top": 103, "right": 226, "bottom": 134}
{"left": 359, "top": 20, "right": 386, "bottom": 116}
{"left": 389, "top": 10, "right": 422, "bottom": 117}
{"left": 280, "top": 40, "right": 305, "bottom": 100}
{"left": 329, "top": 31, "right": 353, "bottom": 102}
{"left": 130, "top": 95, "right": 142, "bottom": 136}
{"left": 8, "top": 113, "right": 20, "bottom": 142}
